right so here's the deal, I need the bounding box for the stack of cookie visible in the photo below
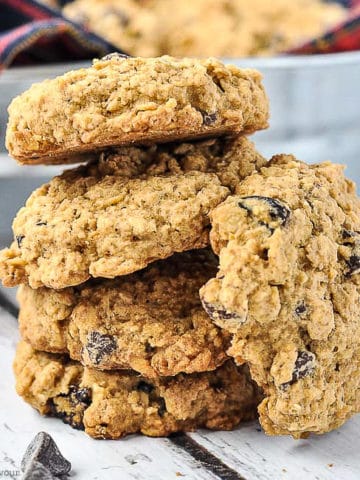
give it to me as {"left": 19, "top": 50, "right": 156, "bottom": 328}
{"left": 0, "top": 55, "right": 269, "bottom": 439}
{"left": 2, "top": 55, "right": 359, "bottom": 440}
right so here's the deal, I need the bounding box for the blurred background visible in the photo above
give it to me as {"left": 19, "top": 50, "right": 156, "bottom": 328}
{"left": 0, "top": 0, "right": 360, "bottom": 251}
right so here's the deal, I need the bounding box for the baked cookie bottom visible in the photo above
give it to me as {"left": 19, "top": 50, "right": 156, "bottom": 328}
{"left": 14, "top": 342, "right": 262, "bottom": 439}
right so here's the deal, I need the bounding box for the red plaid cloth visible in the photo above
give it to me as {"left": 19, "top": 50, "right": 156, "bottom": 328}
{"left": 0, "top": 0, "right": 118, "bottom": 69}
{"left": 289, "top": 1, "right": 360, "bottom": 54}
{"left": 0, "top": 0, "right": 359, "bottom": 69}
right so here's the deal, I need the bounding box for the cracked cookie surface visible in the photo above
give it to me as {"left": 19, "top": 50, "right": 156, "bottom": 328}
{"left": 200, "top": 155, "right": 360, "bottom": 437}
{"left": 0, "top": 137, "right": 264, "bottom": 289}
{"left": 18, "top": 250, "right": 231, "bottom": 378}
{"left": 14, "top": 341, "right": 262, "bottom": 439}
{"left": 6, "top": 55, "right": 268, "bottom": 164}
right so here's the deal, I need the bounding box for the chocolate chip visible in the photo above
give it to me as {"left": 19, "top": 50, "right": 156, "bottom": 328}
{"left": 145, "top": 341, "right": 155, "bottom": 354}
{"left": 157, "top": 398, "right": 166, "bottom": 418}
{"left": 347, "top": 255, "right": 360, "bottom": 275}
{"left": 342, "top": 229, "right": 355, "bottom": 240}
{"left": 238, "top": 196, "right": 290, "bottom": 227}
{"left": 202, "top": 300, "right": 245, "bottom": 324}
{"left": 60, "top": 385, "right": 91, "bottom": 405}
{"left": 74, "top": 387, "right": 92, "bottom": 406}
{"left": 101, "top": 52, "right": 129, "bottom": 61}
{"left": 86, "top": 331, "right": 117, "bottom": 365}
{"left": 281, "top": 350, "right": 316, "bottom": 389}
{"left": 21, "top": 432, "right": 71, "bottom": 476}
{"left": 51, "top": 385, "right": 92, "bottom": 430}
{"left": 137, "top": 381, "right": 154, "bottom": 394}
{"left": 295, "top": 303, "right": 307, "bottom": 315}
{"left": 16, "top": 235, "right": 25, "bottom": 248}
{"left": 50, "top": 404, "right": 85, "bottom": 431}
{"left": 211, "top": 380, "right": 224, "bottom": 392}
{"left": 200, "top": 111, "right": 217, "bottom": 126}
{"left": 22, "top": 461, "right": 56, "bottom": 480}
{"left": 35, "top": 221, "right": 47, "bottom": 226}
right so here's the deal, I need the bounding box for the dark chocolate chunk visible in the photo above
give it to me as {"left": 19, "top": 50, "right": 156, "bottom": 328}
{"left": 22, "top": 461, "right": 56, "bottom": 480}
{"left": 51, "top": 385, "right": 91, "bottom": 430}
{"left": 281, "top": 350, "right": 316, "bottom": 389}
{"left": 341, "top": 229, "right": 360, "bottom": 244}
{"left": 200, "top": 111, "right": 217, "bottom": 126}
{"left": 202, "top": 300, "right": 245, "bottom": 324}
{"left": 238, "top": 196, "right": 290, "bottom": 226}
{"left": 145, "top": 341, "right": 156, "bottom": 354}
{"left": 347, "top": 254, "right": 360, "bottom": 275}
{"left": 211, "top": 379, "right": 224, "bottom": 392}
{"left": 21, "top": 432, "right": 71, "bottom": 476}
{"left": 74, "top": 388, "right": 92, "bottom": 406}
{"left": 50, "top": 404, "right": 85, "bottom": 431}
{"left": 137, "top": 381, "right": 154, "bottom": 394}
{"left": 157, "top": 398, "right": 166, "bottom": 418}
{"left": 86, "top": 331, "right": 117, "bottom": 365}
{"left": 342, "top": 229, "right": 356, "bottom": 240}
{"left": 295, "top": 303, "right": 307, "bottom": 315}
{"left": 101, "top": 52, "right": 129, "bottom": 61}
{"left": 35, "top": 221, "right": 47, "bottom": 226}
{"left": 16, "top": 235, "right": 25, "bottom": 248}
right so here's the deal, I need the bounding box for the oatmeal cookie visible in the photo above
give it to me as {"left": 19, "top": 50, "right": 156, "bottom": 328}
{"left": 157, "top": 0, "right": 346, "bottom": 58}
{"left": 14, "top": 341, "right": 261, "bottom": 439}
{"left": 0, "top": 137, "right": 264, "bottom": 289}
{"left": 200, "top": 155, "right": 360, "bottom": 437}
{"left": 6, "top": 55, "right": 268, "bottom": 164}
{"left": 18, "top": 250, "right": 231, "bottom": 377}
{"left": 63, "top": 0, "right": 161, "bottom": 57}
{"left": 64, "top": 0, "right": 346, "bottom": 58}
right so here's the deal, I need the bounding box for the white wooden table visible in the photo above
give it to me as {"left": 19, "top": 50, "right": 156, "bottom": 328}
{"left": 1, "top": 288, "right": 360, "bottom": 480}
{"left": 0, "top": 158, "right": 360, "bottom": 480}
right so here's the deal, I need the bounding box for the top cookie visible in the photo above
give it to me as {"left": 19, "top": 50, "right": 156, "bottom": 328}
{"left": 200, "top": 155, "right": 360, "bottom": 438}
{"left": 6, "top": 55, "right": 269, "bottom": 165}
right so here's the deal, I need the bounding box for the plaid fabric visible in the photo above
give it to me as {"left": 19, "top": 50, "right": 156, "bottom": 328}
{"left": 289, "top": 1, "right": 360, "bottom": 54}
{"left": 0, "top": 0, "right": 119, "bottom": 69}
{"left": 0, "top": 0, "right": 359, "bottom": 69}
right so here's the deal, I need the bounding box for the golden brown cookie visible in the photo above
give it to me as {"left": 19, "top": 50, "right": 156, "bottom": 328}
{"left": 64, "top": 0, "right": 346, "bottom": 58}
{"left": 156, "top": 0, "right": 346, "bottom": 58}
{"left": 18, "top": 250, "right": 231, "bottom": 378}
{"left": 200, "top": 155, "right": 360, "bottom": 438}
{"left": 64, "top": 0, "right": 161, "bottom": 57}
{"left": 14, "top": 341, "right": 262, "bottom": 439}
{"left": 6, "top": 55, "right": 269, "bottom": 164}
{"left": 0, "top": 137, "right": 265, "bottom": 289}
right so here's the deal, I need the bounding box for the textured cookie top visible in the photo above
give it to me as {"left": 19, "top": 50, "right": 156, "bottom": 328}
{"left": 18, "top": 250, "right": 231, "bottom": 378}
{"left": 6, "top": 55, "right": 269, "bottom": 164}
{"left": 64, "top": 0, "right": 346, "bottom": 58}
{"left": 14, "top": 341, "right": 261, "bottom": 439}
{"left": 200, "top": 155, "right": 360, "bottom": 437}
{"left": 0, "top": 137, "right": 264, "bottom": 289}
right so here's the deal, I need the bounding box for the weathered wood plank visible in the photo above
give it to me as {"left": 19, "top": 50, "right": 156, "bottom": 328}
{"left": 190, "top": 415, "right": 360, "bottom": 480}
{"left": 170, "top": 434, "right": 246, "bottom": 480}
